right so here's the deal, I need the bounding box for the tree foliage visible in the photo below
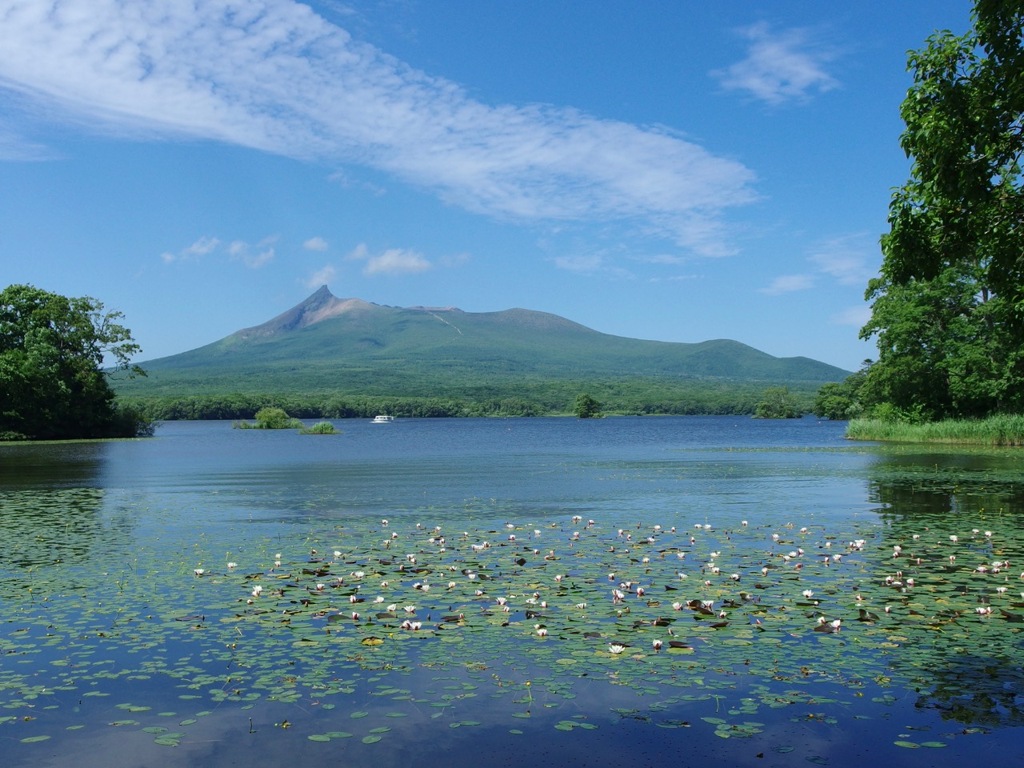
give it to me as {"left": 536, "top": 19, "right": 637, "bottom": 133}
{"left": 236, "top": 407, "right": 304, "bottom": 430}
{"left": 861, "top": 1, "right": 1024, "bottom": 420}
{"left": 753, "top": 387, "right": 800, "bottom": 419}
{"left": 0, "top": 284, "right": 148, "bottom": 440}
{"left": 573, "top": 393, "right": 602, "bottom": 419}
{"left": 121, "top": 380, "right": 820, "bottom": 422}
{"left": 813, "top": 363, "right": 869, "bottom": 420}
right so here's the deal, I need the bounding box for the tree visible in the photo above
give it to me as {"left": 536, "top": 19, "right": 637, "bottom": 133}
{"left": 753, "top": 387, "right": 800, "bottom": 419}
{"left": 813, "top": 363, "right": 869, "bottom": 420}
{"left": 573, "top": 393, "right": 602, "bottom": 419}
{"left": 861, "top": 1, "right": 1024, "bottom": 420}
{"left": 0, "top": 284, "right": 147, "bottom": 440}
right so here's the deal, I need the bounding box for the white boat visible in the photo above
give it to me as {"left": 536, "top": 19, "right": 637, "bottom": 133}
{"left": 371, "top": 415, "right": 395, "bottom": 423}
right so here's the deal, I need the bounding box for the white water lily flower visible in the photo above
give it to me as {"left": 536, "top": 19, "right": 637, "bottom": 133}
{"left": 608, "top": 643, "right": 627, "bottom": 654}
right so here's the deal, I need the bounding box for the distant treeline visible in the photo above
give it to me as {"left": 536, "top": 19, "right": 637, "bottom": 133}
{"left": 122, "top": 381, "right": 818, "bottom": 421}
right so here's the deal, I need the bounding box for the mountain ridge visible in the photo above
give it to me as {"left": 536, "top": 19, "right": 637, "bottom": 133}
{"left": 123, "top": 287, "right": 849, "bottom": 399}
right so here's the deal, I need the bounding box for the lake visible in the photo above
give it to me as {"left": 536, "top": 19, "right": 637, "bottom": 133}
{"left": 2, "top": 415, "right": 1023, "bottom": 767}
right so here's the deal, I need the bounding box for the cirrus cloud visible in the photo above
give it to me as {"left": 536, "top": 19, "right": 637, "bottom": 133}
{"left": 760, "top": 273, "right": 815, "bottom": 295}
{"left": 713, "top": 22, "right": 839, "bottom": 105}
{"left": 0, "top": 0, "right": 757, "bottom": 255}
{"left": 303, "top": 236, "right": 329, "bottom": 252}
{"left": 347, "top": 243, "right": 432, "bottom": 276}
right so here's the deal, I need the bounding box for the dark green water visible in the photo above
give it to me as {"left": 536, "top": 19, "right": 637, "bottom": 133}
{"left": 1, "top": 416, "right": 1023, "bottom": 767}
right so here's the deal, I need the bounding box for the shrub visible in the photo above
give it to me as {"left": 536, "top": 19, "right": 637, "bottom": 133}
{"left": 233, "top": 407, "right": 303, "bottom": 430}
{"left": 300, "top": 421, "right": 339, "bottom": 435}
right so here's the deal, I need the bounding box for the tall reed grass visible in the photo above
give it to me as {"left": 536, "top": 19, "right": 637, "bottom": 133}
{"left": 846, "top": 414, "right": 1024, "bottom": 445}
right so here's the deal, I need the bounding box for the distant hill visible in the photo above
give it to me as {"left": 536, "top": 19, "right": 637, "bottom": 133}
{"left": 116, "top": 287, "right": 849, "bottom": 406}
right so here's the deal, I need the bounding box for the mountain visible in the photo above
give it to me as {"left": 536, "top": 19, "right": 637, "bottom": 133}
{"left": 119, "top": 286, "right": 850, "bottom": 398}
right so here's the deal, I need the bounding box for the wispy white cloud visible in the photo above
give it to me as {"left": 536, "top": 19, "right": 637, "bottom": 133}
{"left": 303, "top": 236, "right": 329, "bottom": 252}
{"left": 760, "top": 274, "right": 814, "bottom": 295}
{"left": 0, "top": 0, "right": 756, "bottom": 254}
{"left": 635, "top": 253, "right": 688, "bottom": 266}
{"left": 553, "top": 254, "right": 606, "bottom": 275}
{"left": 438, "top": 252, "right": 470, "bottom": 268}
{"left": 185, "top": 236, "right": 222, "bottom": 257}
{"left": 228, "top": 237, "right": 276, "bottom": 268}
{"left": 713, "top": 22, "right": 838, "bottom": 105}
{"left": 161, "top": 235, "right": 220, "bottom": 263}
{"left": 808, "top": 234, "right": 875, "bottom": 285}
{"left": 348, "top": 243, "right": 431, "bottom": 275}
{"left": 0, "top": 122, "right": 52, "bottom": 160}
{"left": 552, "top": 252, "right": 635, "bottom": 280}
{"left": 365, "top": 249, "right": 431, "bottom": 276}
{"left": 761, "top": 234, "right": 876, "bottom": 296}
{"left": 160, "top": 234, "right": 275, "bottom": 267}
{"left": 304, "top": 264, "right": 337, "bottom": 288}
{"left": 831, "top": 305, "right": 871, "bottom": 328}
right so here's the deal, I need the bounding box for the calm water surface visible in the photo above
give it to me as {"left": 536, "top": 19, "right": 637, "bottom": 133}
{"left": 2, "top": 416, "right": 1023, "bottom": 767}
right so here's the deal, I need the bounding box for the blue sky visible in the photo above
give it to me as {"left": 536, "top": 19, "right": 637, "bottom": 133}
{"left": 1, "top": 1, "right": 972, "bottom": 371}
